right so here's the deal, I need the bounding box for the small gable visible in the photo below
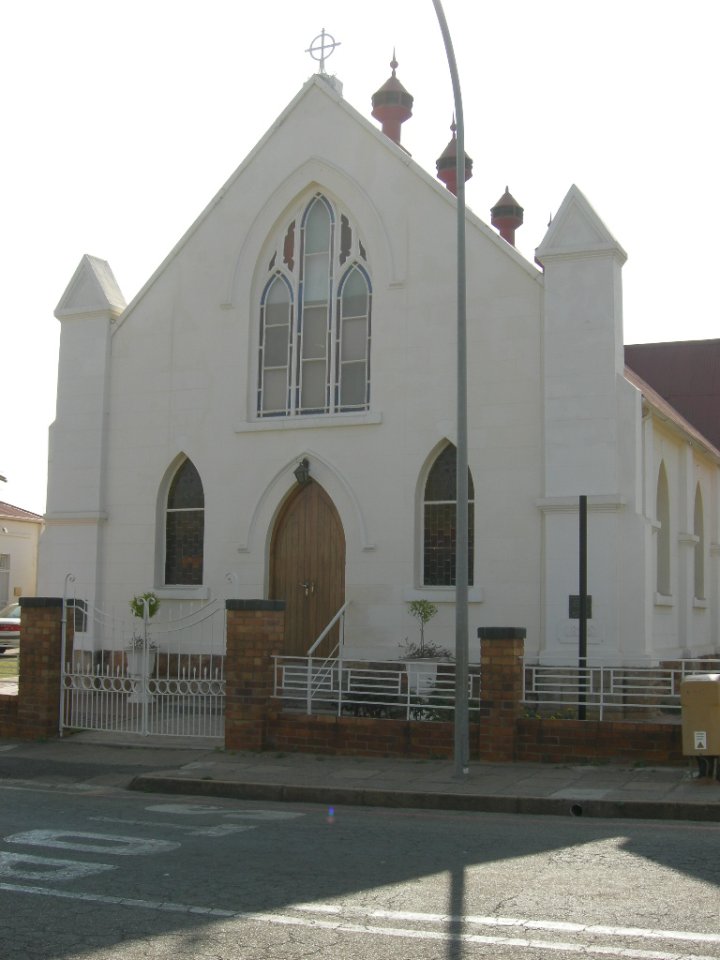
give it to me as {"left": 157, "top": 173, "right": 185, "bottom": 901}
{"left": 535, "top": 184, "right": 626, "bottom": 264}
{"left": 55, "top": 254, "right": 126, "bottom": 319}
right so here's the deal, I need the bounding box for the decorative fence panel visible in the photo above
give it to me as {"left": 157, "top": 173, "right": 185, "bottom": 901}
{"left": 62, "top": 598, "right": 226, "bottom": 738}
{"left": 523, "top": 660, "right": 720, "bottom": 720}
{"left": 273, "top": 656, "right": 481, "bottom": 720}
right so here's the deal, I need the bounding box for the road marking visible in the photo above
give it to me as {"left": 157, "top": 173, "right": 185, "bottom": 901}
{"left": 223, "top": 811, "right": 305, "bottom": 821}
{"left": 0, "top": 883, "right": 718, "bottom": 960}
{"left": 0, "top": 852, "right": 115, "bottom": 881}
{"left": 5, "top": 830, "right": 180, "bottom": 856}
{"left": 90, "top": 816, "right": 255, "bottom": 837}
{"left": 144, "top": 803, "right": 238, "bottom": 816}
{"left": 0, "top": 780, "right": 115, "bottom": 796}
{"left": 295, "top": 903, "right": 720, "bottom": 946}
{"left": 146, "top": 803, "right": 304, "bottom": 821}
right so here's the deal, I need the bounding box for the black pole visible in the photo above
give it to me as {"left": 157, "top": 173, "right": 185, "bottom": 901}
{"left": 578, "top": 495, "right": 587, "bottom": 720}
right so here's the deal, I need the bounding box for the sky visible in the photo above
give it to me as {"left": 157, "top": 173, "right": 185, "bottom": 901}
{"left": 2, "top": 0, "right": 718, "bottom": 515}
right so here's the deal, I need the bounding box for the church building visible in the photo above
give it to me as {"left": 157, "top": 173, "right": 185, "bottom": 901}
{"left": 37, "top": 57, "right": 720, "bottom": 668}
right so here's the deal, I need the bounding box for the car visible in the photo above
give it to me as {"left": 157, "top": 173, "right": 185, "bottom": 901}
{"left": 0, "top": 601, "right": 21, "bottom": 654}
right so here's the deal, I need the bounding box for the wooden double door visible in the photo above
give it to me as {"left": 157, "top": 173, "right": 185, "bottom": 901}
{"left": 270, "top": 481, "right": 345, "bottom": 656}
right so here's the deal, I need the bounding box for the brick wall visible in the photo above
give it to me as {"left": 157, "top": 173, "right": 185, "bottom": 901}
{"left": 0, "top": 694, "right": 18, "bottom": 737}
{"left": 477, "top": 628, "right": 526, "bottom": 762}
{"left": 261, "top": 628, "right": 528, "bottom": 761}
{"left": 225, "top": 600, "right": 284, "bottom": 751}
{"left": 264, "top": 715, "right": 685, "bottom": 765}
{"left": 516, "top": 717, "right": 684, "bottom": 765}
{"left": 266, "top": 714, "right": 468, "bottom": 758}
{"left": 16, "top": 597, "right": 72, "bottom": 740}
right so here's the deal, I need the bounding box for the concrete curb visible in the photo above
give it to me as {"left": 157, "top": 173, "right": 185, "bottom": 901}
{"left": 128, "top": 774, "right": 720, "bottom": 822}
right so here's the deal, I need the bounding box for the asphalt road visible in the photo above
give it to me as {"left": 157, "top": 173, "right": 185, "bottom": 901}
{"left": 1, "top": 769, "right": 718, "bottom": 960}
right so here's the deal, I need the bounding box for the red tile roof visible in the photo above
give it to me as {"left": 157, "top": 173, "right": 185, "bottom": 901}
{"left": 625, "top": 340, "right": 720, "bottom": 451}
{"left": 0, "top": 502, "right": 43, "bottom": 522}
{"left": 624, "top": 366, "right": 720, "bottom": 460}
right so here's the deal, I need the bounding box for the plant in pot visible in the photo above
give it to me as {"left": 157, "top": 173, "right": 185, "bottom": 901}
{"left": 400, "top": 600, "right": 452, "bottom": 694}
{"left": 126, "top": 592, "right": 160, "bottom": 702}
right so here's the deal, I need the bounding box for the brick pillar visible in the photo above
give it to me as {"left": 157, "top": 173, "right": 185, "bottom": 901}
{"left": 17, "top": 597, "right": 74, "bottom": 740}
{"left": 477, "top": 627, "right": 526, "bottom": 762}
{"left": 225, "top": 600, "right": 285, "bottom": 751}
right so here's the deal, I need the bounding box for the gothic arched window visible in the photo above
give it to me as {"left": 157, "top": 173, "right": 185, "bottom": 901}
{"left": 694, "top": 483, "right": 705, "bottom": 600}
{"left": 656, "top": 462, "right": 670, "bottom": 596}
{"left": 257, "top": 194, "right": 371, "bottom": 417}
{"left": 423, "top": 444, "right": 474, "bottom": 586}
{"left": 165, "top": 459, "right": 205, "bottom": 585}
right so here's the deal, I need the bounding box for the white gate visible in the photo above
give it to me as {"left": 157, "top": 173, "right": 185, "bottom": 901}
{"left": 61, "top": 597, "right": 226, "bottom": 738}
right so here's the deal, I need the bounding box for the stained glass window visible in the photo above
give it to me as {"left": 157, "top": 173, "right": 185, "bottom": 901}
{"left": 257, "top": 193, "right": 371, "bottom": 417}
{"left": 165, "top": 459, "right": 204, "bottom": 585}
{"left": 423, "top": 445, "right": 474, "bottom": 586}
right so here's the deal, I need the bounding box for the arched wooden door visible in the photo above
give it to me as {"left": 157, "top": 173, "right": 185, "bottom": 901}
{"left": 270, "top": 481, "right": 346, "bottom": 656}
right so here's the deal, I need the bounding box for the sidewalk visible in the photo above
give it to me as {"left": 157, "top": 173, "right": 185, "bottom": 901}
{"left": 2, "top": 732, "right": 719, "bottom": 822}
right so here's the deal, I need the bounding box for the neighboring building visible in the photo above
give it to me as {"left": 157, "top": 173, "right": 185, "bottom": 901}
{"left": 625, "top": 340, "right": 720, "bottom": 451}
{"left": 0, "top": 502, "right": 44, "bottom": 604}
{"left": 37, "top": 64, "right": 720, "bottom": 666}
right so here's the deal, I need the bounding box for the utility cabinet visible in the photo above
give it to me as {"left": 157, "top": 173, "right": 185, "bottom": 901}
{"left": 680, "top": 674, "right": 720, "bottom": 755}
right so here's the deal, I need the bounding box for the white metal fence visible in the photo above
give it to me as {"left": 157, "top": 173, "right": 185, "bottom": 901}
{"left": 523, "top": 660, "right": 720, "bottom": 720}
{"left": 62, "top": 598, "right": 226, "bottom": 738}
{"left": 273, "top": 656, "right": 481, "bottom": 720}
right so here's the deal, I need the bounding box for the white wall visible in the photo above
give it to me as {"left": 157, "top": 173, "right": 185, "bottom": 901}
{"left": 0, "top": 516, "right": 42, "bottom": 602}
{"left": 38, "top": 77, "right": 720, "bottom": 665}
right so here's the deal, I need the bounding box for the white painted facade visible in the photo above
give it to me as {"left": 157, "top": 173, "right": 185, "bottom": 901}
{"left": 0, "top": 505, "right": 43, "bottom": 604}
{"left": 38, "top": 75, "right": 720, "bottom": 665}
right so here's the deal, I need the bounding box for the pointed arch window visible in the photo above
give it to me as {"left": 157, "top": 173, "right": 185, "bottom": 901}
{"left": 694, "top": 484, "right": 705, "bottom": 600}
{"left": 423, "top": 444, "right": 474, "bottom": 586}
{"left": 257, "top": 193, "right": 371, "bottom": 417}
{"left": 165, "top": 459, "right": 204, "bottom": 585}
{"left": 656, "top": 463, "right": 670, "bottom": 596}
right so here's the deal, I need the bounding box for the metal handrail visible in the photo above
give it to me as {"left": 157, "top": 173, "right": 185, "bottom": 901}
{"left": 304, "top": 601, "right": 350, "bottom": 715}
{"left": 306, "top": 600, "right": 350, "bottom": 656}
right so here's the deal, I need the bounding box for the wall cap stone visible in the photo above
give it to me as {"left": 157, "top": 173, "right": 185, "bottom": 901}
{"left": 19, "top": 597, "right": 63, "bottom": 608}
{"left": 226, "top": 600, "right": 286, "bottom": 612}
{"left": 477, "top": 627, "right": 527, "bottom": 640}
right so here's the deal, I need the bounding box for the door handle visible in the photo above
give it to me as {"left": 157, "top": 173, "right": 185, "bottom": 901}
{"left": 299, "top": 580, "right": 315, "bottom": 597}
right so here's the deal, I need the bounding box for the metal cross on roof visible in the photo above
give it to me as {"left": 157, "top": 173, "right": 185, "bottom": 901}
{"left": 306, "top": 28, "right": 340, "bottom": 74}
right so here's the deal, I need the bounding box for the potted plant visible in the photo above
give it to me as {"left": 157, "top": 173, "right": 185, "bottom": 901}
{"left": 406, "top": 599, "right": 440, "bottom": 657}
{"left": 400, "top": 600, "right": 452, "bottom": 693}
{"left": 126, "top": 591, "right": 160, "bottom": 703}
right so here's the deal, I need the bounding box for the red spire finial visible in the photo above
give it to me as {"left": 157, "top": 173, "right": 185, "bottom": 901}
{"left": 436, "top": 117, "right": 473, "bottom": 196}
{"left": 491, "top": 186, "right": 524, "bottom": 245}
{"left": 371, "top": 52, "right": 413, "bottom": 147}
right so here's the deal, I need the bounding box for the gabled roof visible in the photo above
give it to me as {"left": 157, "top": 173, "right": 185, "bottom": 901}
{"left": 625, "top": 340, "right": 720, "bottom": 451}
{"left": 55, "top": 254, "right": 126, "bottom": 320}
{"left": 113, "top": 73, "right": 541, "bottom": 326}
{"left": 0, "top": 502, "right": 44, "bottom": 522}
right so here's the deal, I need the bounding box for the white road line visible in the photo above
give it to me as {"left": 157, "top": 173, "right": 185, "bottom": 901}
{"left": 0, "top": 780, "right": 111, "bottom": 796}
{"left": 5, "top": 830, "right": 180, "bottom": 855}
{"left": 145, "top": 803, "right": 303, "bottom": 820}
{"left": 295, "top": 903, "right": 720, "bottom": 946}
{"left": 0, "top": 883, "right": 717, "bottom": 960}
{"left": 89, "top": 816, "right": 255, "bottom": 837}
{"left": 0, "top": 852, "right": 115, "bottom": 881}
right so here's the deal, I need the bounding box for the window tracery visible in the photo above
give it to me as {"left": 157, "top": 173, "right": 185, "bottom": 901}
{"left": 258, "top": 193, "right": 371, "bottom": 417}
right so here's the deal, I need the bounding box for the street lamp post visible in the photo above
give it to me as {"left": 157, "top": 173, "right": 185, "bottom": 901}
{"left": 432, "top": 0, "right": 469, "bottom": 778}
